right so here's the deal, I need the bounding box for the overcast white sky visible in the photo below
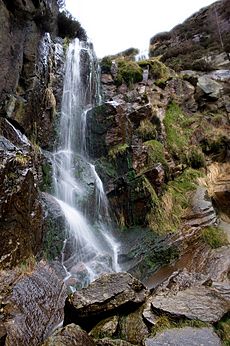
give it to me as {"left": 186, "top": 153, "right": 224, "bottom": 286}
{"left": 65, "top": 0, "right": 217, "bottom": 58}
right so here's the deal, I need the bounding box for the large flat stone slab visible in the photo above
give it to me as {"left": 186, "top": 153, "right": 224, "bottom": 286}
{"left": 145, "top": 327, "right": 221, "bottom": 346}
{"left": 150, "top": 285, "right": 230, "bottom": 323}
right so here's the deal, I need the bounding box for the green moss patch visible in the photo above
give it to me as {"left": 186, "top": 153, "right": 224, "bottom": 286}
{"left": 147, "top": 168, "right": 202, "bottom": 234}
{"left": 202, "top": 226, "right": 228, "bottom": 249}
{"left": 144, "top": 140, "right": 168, "bottom": 168}
{"left": 109, "top": 143, "right": 129, "bottom": 159}
{"left": 152, "top": 315, "right": 210, "bottom": 336}
{"left": 163, "top": 102, "right": 191, "bottom": 161}
{"left": 115, "top": 60, "right": 143, "bottom": 86}
{"left": 138, "top": 58, "right": 171, "bottom": 83}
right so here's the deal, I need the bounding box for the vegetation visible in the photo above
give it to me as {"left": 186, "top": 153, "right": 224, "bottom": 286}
{"left": 18, "top": 256, "right": 36, "bottom": 275}
{"left": 138, "top": 58, "right": 170, "bottom": 83}
{"left": 186, "top": 147, "right": 206, "bottom": 169}
{"left": 115, "top": 60, "right": 143, "bottom": 86}
{"left": 15, "top": 153, "right": 29, "bottom": 166}
{"left": 57, "top": 11, "right": 87, "bottom": 40}
{"left": 152, "top": 315, "right": 209, "bottom": 336}
{"left": 40, "top": 162, "right": 53, "bottom": 192}
{"left": 202, "top": 226, "right": 228, "bottom": 249}
{"left": 163, "top": 102, "right": 191, "bottom": 162}
{"left": 215, "top": 313, "right": 230, "bottom": 346}
{"left": 144, "top": 140, "right": 167, "bottom": 169}
{"left": 137, "top": 119, "right": 157, "bottom": 141}
{"left": 100, "top": 56, "right": 112, "bottom": 74}
{"left": 147, "top": 168, "right": 202, "bottom": 234}
{"left": 109, "top": 143, "right": 129, "bottom": 159}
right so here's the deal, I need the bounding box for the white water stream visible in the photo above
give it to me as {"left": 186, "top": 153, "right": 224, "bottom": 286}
{"left": 52, "top": 39, "right": 120, "bottom": 288}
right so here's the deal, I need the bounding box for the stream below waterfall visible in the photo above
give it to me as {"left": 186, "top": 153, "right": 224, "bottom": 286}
{"left": 52, "top": 39, "right": 120, "bottom": 289}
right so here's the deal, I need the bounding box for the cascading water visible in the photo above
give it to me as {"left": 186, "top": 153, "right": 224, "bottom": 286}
{"left": 52, "top": 39, "right": 120, "bottom": 288}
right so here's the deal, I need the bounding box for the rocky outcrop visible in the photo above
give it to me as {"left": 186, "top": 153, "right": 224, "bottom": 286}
{"left": 0, "top": 118, "right": 43, "bottom": 268}
{"left": 65, "top": 272, "right": 147, "bottom": 329}
{"left": 185, "top": 187, "right": 217, "bottom": 228}
{"left": 1, "top": 262, "right": 66, "bottom": 345}
{"left": 41, "top": 193, "right": 66, "bottom": 261}
{"left": 0, "top": 0, "right": 65, "bottom": 150}
{"left": 150, "top": 284, "right": 230, "bottom": 322}
{"left": 149, "top": 0, "right": 230, "bottom": 71}
{"left": 145, "top": 327, "right": 221, "bottom": 346}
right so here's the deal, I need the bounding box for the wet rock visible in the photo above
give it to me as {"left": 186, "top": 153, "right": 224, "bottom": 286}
{"left": 3, "top": 262, "right": 67, "bottom": 346}
{"left": 197, "top": 75, "right": 223, "bottom": 98}
{"left": 185, "top": 187, "right": 217, "bottom": 228}
{"left": 41, "top": 193, "right": 66, "bottom": 261}
{"left": 65, "top": 272, "right": 148, "bottom": 330}
{"left": 42, "top": 324, "right": 95, "bottom": 346}
{"left": 150, "top": 284, "right": 230, "bottom": 322}
{"left": 86, "top": 103, "right": 117, "bottom": 158}
{"left": 0, "top": 0, "right": 64, "bottom": 150}
{"left": 96, "top": 339, "right": 134, "bottom": 346}
{"left": 90, "top": 316, "right": 119, "bottom": 339}
{"left": 118, "top": 306, "right": 149, "bottom": 345}
{"left": 0, "top": 137, "right": 43, "bottom": 268}
{"left": 203, "top": 247, "right": 230, "bottom": 282}
{"left": 144, "top": 327, "right": 221, "bottom": 346}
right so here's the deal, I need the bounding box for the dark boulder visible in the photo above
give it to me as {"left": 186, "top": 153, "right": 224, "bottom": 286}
{"left": 65, "top": 272, "right": 148, "bottom": 330}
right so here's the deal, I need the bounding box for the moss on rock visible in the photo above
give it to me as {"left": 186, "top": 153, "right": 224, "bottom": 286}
{"left": 147, "top": 168, "right": 203, "bottom": 234}
{"left": 115, "top": 60, "right": 143, "bottom": 86}
{"left": 201, "top": 226, "right": 228, "bottom": 249}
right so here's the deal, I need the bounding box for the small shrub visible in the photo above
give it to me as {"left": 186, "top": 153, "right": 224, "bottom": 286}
{"left": 115, "top": 60, "right": 143, "bottom": 86}
{"left": 186, "top": 147, "right": 206, "bottom": 169}
{"left": 109, "top": 143, "right": 129, "bottom": 159}
{"left": 138, "top": 58, "right": 170, "bottom": 82}
{"left": 150, "top": 31, "right": 171, "bottom": 45}
{"left": 58, "top": 11, "right": 87, "bottom": 40}
{"left": 137, "top": 119, "right": 157, "bottom": 141}
{"left": 100, "top": 56, "right": 112, "bottom": 74}
{"left": 202, "top": 226, "right": 228, "bottom": 248}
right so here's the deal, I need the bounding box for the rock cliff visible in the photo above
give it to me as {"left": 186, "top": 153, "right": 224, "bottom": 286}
{"left": 0, "top": 0, "right": 229, "bottom": 344}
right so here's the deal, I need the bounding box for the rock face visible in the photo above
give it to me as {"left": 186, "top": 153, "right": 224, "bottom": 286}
{"left": 185, "top": 187, "right": 217, "bottom": 228}
{"left": 145, "top": 327, "right": 221, "bottom": 346}
{"left": 42, "top": 324, "right": 95, "bottom": 346}
{"left": 41, "top": 192, "right": 66, "bottom": 261}
{"left": 65, "top": 272, "right": 148, "bottom": 329}
{"left": 1, "top": 262, "right": 66, "bottom": 346}
{"left": 0, "top": 0, "right": 65, "bottom": 150}
{"left": 0, "top": 118, "right": 43, "bottom": 268}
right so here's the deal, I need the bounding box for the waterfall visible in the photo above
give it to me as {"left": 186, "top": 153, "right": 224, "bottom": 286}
{"left": 52, "top": 39, "right": 120, "bottom": 289}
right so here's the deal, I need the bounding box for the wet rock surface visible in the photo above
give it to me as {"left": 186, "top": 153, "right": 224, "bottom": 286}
{"left": 1, "top": 262, "right": 66, "bottom": 346}
{"left": 150, "top": 283, "right": 230, "bottom": 323}
{"left": 41, "top": 192, "right": 66, "bottom": 261}
{"left": 0, "top": 120, "right": 43, "bottom": 268}
{"left": 65, "top": 272, "right": 148, "bottom": 329}
{"left": 0, "top": 0, "right": 65, "bottom": 150}
{"left": 144, "top": 327, "right": 221, "bottom": 346}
